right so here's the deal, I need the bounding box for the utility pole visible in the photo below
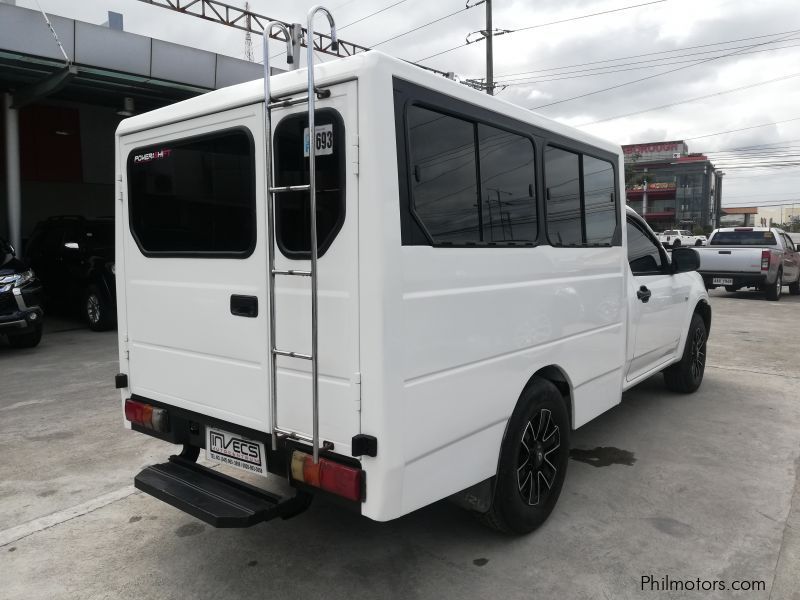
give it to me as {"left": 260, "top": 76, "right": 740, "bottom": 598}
{"left": 244, "top": 2, "right": 254, "bottom": 61}
{"left": 485, "top": 0, "right": 493, "bottom": 95}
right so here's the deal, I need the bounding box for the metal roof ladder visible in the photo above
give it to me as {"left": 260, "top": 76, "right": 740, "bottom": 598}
{"left": 263, "top": 7, "right": 338, "bottom": 464}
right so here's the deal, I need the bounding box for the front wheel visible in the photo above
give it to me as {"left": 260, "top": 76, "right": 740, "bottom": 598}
{"left": 673, "top": 239, "right": 682, "bottom": 248}
{"left": 765, "top": 271, "right": 782, "bottom": 301}
{"left": 479, "top": 378, "right": 570, "bottom": 534}
{"left": 695, "top": 239, "right": 703, "bottom": 246}
{"left": 663, "top": 313, "right": 707, "bottom": 393}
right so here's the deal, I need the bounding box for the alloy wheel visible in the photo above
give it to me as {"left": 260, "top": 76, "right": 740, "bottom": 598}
{"left": 517, "top": 408, "right": 561, "bottom": 506}
{"left": 87, "top": 294, "right": 101, "bottom": 325}
{"left": 690, "top": 325, "right": 706, "bottom": 381}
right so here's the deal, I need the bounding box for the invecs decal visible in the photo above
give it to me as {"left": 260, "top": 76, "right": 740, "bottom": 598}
{"left": 133, "top": 149, "right": 172, "bottom": 163}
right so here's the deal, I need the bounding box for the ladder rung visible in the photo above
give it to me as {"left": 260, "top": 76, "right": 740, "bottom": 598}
{"left": 273, "top": 349, "right": 312, "bottom": 360}
{"left": 272, "top": 269, "right": 312, "bottom": 277}
{"left": 268, "top": 96, "right": 309, "bottom": 109}
{"left": 269, "top": 185, "right": 310, "bottom": 193}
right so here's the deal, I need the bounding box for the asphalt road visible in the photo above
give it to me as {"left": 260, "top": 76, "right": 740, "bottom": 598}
{"left": 1, "top": 290, "right": 798, "bottom": 599}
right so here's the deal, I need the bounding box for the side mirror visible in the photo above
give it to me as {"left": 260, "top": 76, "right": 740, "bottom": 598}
{"left": 672, "top": 247, "right": 700, "bottom": 274}
{"left": 796, "top": 244, "right": 800, "bottom": 252}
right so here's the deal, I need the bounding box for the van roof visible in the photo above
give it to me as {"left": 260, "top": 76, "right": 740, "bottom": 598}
{"left": 116, "top": 50, "right": 620, "bottom": 156}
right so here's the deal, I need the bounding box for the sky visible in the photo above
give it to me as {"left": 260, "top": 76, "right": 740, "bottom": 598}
{"left": 15, "top": 0, "right": 800, "bottom": 213}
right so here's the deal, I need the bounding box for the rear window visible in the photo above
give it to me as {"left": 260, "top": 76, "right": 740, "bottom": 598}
{"left": 709, "top": 230, "right": 777, "bottom": 246}
{"left": 273, "top": 109, "right": 345, "bottom": 258}
{"left": 127, "top": 129, "right": 255, "bottom": 257}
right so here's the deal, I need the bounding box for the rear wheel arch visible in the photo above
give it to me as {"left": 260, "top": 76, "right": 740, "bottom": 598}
{"left": 526, "top": 365, "right": 573, "bottom": 429}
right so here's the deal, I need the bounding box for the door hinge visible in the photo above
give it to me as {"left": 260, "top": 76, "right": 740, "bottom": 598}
{"left": 352, "top": 135, "right": 359, "bottom": 175}
{"left": 353, "top": 371, "right": 361, "bottom": 412}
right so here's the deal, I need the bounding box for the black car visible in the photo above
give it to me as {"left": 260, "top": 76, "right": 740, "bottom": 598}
{"left": 0, "top": 236, "right": 44, "bottom": 348}
{"left": 26, "top": 216, "right": 116, "bottom": 331}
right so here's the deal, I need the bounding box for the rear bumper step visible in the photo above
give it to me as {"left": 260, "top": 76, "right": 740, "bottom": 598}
{"left": 134, "top": 455, "right": 311, "bottom": 528}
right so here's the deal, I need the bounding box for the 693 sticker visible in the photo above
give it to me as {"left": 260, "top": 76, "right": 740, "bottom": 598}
{"left": 303, "top": 124, "right": 334, "bottom": 157}
{"left": 205, "top": 427, "right": 267, "bottom": 477}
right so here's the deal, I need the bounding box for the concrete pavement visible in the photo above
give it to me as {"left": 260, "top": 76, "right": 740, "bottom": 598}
{"left": 1, "top": 291, "right": 798, "bottom": 599}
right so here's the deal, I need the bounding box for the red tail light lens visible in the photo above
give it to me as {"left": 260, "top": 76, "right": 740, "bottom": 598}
{"left": 124, "top": 399, "right": 169, "bottom": 432}
{"left": 761, "top": 250, "right": 770, "bottom": 271}
{"left": 290, "top": 450, "right": 363, "bottom": 502}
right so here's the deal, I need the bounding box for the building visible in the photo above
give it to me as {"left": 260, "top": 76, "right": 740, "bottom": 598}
{"left": 720, "top": 207, "right": 757, "bottom": 227}
{"left": 623, "top": 140, "right": 722, "bottom": 232}
{"left": 1, "top": 2, "right": 264, "bottom": 252}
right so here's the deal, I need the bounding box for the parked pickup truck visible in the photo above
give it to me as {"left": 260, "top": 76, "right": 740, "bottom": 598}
{"left": 657, "top": 229, "right": 707, "bottom": 248}
{"left": 696, "top": 227, "right": 800, "bottom": 300}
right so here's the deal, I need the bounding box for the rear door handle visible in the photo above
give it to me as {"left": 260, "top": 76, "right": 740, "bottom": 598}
{"left": 230, "top": 295, "right": 258, "bottom": 318}
{"left": 637, "top": 285, "right": 652, "bottom": 303}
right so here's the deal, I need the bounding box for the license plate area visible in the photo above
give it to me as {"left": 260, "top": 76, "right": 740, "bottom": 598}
{"left": 205, "top": 427, "right": 267, "bottom": 477}
{"left": 713, "top": 277, "right": 734, "bottom": 285}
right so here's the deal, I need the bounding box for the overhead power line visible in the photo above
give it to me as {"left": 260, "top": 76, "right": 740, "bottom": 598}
{"left": 371, "top": 4, "right": 476, "bottom": 48}
{"left": 416, "top": 0, "right": 669, "bottom": 63}
{"left": 495, "top": 29, "right": 800, "bottom": 80}
{"left": 339, "top": 0, "right": 411, "bottom": 30}
{"left": 495, "top": 40, "right": 800, "bottom": 85}
{"left": 578, "top": 72, "right": 800, "bottom": 126}
{"left": 682, "top": 117, "right": 800, "bottom": 141}
{"left": 531, "top": 30, "right": 800, "bottom": 110}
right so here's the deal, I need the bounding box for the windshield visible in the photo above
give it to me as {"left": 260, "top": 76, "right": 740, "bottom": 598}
{"left": 709, "top": 230, "right": 777, "bottom": 246}
{"left": 678, "top": 230, "right": 691, "bottom": 236}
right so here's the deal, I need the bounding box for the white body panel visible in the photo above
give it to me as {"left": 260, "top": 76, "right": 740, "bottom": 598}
{"left": 116, "top": 52, "right": 709, "bottom": 522}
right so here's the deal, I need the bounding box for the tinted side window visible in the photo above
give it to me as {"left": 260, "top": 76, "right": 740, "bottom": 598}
{"left": 128, "top": 130, "right": 255, "bottom": 256}
{"left": 478, "top": 124, "right": 536, "bottom": 242}
{"left": 583, "top": 156, "right": 616, "bottom": 245}
{"left": 627, "top": 219, "right": 664, "bottom": 274}
{"left": 408, "top": 105, "right": 480, "bottom": 243}
{"left": 545, "top": 146, "right": 582, "bottom": 246}
{"left": 274, "top": 110, "right": 345, "bottom": 258}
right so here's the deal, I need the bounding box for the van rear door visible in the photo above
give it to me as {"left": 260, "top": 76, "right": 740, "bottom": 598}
{"left": 119, "top": 82, "right": 361, "bottom": 454}
{"left": 120, "top": 104, "right": 270, "bottom": 432}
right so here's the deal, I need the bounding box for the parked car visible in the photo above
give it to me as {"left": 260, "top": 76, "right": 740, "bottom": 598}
{"left": 116, "top": 48, "right": 712, "bottom": 535}
{"left": 695, "top": 226, "right": 800, "bottom": 300}
{"left": 657, "top": 229, "right": 706, "bottom": 247}
{"left": 0, "top": 236, "right": 44, "bottom": 347}
{"left": 25, "top": 216, "right": 116, "bottom": 330}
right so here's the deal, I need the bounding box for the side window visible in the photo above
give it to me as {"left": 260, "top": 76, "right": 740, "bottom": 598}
{"left": 128, "top": 130, "right": 255, "bottom": 256}
{"left": 407, "top": 105, "right": 480, "bottom": 243}
{"left": 545, "top": 146, "right": 582, "bottom": 246}
{"left": 545, "top": 146, "right": 618, "bottom": 246}
{"left": 583, "top": 156, "right": 616, "bottom": 245}
{"left": 274, "top": 109, "right": 345, "bottom": 258}
{"left": 627, "top": 219, "right": 664, "bottom": 275}
{"left": 477, "top": 124, "right": 537, "bottom": 242}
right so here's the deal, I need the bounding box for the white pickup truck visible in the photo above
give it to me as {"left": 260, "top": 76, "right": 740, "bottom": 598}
{"left": 657, "top": 229, "right": 707, "bottom": 248}
{"left": 695, "top": 227, "right": 800, "bottom": 300}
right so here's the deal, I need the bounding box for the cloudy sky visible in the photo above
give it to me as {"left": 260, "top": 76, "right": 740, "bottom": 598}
{"left": 17, "top": 0, "right": 800, "bottom": 214}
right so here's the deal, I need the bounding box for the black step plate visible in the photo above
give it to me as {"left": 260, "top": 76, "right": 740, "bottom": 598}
{"left": 135, "top": 455, "right": 310, "bottom": 527}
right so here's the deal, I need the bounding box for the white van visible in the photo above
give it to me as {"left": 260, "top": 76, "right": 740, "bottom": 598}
{"left": 116, "top": 31, "right": 710, "bottom": 533}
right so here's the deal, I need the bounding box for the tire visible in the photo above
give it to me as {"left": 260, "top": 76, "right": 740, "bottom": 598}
{"left": 673, "top": 239, "right": 682, "bottom": 248}
{"left": 85, "top": 285, "right": 115, "bottom": 331}
{"left": 695, "top": 240, "right": 702, "bottom": 246}
{"left": 8, "top": 323, "right": 43, "bottom": 349}
{"left": 663, "top": 313, "right": 707, "bottom": 394}
{"left": 789, "top": 274, "right": 800, "bottom": 295}
{"left": 765, "top": 270, "right": 782, "bottom": 301}
{"left": 478, "top": 378, "right": 570, "bottom": 534}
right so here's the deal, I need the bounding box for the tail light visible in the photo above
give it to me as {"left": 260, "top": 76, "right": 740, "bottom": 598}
{"left": 125, "top": 398, "right": 169, "bottom": 432}
{"left": 761, "top": 250, "right": 770, "bottom": 271}
{"left": 290, "top": 450, "right": 363, "bottom": 502}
